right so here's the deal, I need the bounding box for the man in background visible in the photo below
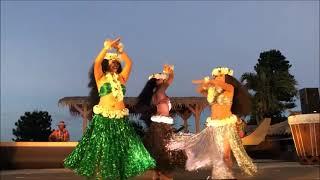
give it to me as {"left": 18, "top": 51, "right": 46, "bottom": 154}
{"left": 49, "top": 120, "right": 70, "bottom": 142}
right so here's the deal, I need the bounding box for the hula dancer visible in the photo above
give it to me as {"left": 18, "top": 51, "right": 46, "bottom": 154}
{"left": 64, "top": 38, "right": 155, "bottom": 179}
{"left": 136, "top": 64, "right": 178, "bottom": 180}
{"left": 168, "top": 67, "right": 257, "bottom": 179}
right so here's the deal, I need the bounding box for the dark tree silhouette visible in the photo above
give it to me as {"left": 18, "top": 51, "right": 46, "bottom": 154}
{"left": 12, "top": 110, "right": 53, "bottom": 141}
{"left": 241, "top": 49, "right": 297, "bottom": 124}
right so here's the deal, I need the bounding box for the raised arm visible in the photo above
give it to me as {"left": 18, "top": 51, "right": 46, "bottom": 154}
{"left": 157, "top": 65, "right": 174, "bottom": 92}
{"left": 196, "top": 84, "right": 208, "bottom": 97}
{"left": 164, "top": 65, "right": 174, "bottom": 85}
{"left": 193, "top": 76, "right": 211, "bottom": 96}
{"left": 93, "top": 39, "right": 119, "bottom": 82}
{"left": 211, "top": 79, "right": 234, "bottom": 93}
{"left": 93, "top": 47, "right": 108, "bottom": 82}
{"left": 119, "top": 51, "right": 132, "bottom": 84}
{"left": 192, "top": 79, "right": 234, "bottom": 93}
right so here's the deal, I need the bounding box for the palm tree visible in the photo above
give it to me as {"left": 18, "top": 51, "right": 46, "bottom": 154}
{"left": 241, "top": 50, "right": 297, "bottom": 124}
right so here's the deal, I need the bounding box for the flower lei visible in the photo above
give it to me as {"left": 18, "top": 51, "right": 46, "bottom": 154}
{"left": 202, "top": 76, "right": 225, "bottom": 104}
{"left": 206, "top": 115, "right": 237, "bottom": 127}
{"left": 105, "top": 73, "right": 124, "bottom": 102}
{"left": 93, "top": 105, "right": 129, "bottom": 118}
{"left": 207, "top": 86, "right": 224, "bottom": 104}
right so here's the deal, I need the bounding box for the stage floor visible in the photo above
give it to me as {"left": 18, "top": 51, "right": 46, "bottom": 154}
{"left": 1, "top": 161, "right": 319, "bottom": 180}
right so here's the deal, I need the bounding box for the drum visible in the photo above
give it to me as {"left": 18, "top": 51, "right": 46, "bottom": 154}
{"left": 288, "top": 114, "right": 320, "bottom": 165}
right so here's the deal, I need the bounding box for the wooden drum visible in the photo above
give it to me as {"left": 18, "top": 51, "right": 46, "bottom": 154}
{"left": 288, "top": 114, "right": 320, "bottom": 165}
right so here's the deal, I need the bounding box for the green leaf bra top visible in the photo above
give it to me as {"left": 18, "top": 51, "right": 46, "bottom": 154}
{"left": 99, "top": 83, "right": 126, "bottom": 97}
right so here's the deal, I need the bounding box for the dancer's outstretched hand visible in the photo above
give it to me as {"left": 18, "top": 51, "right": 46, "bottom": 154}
{"left": 104, "top": 37, "right": 121, "bottom": 50}
{"left": 114, "top": 42, "right": 124, "bottom": 53}
{"left": 163, "top": 64, "right": 174, "bottom": 74}
{"left": 104, "top": 39, "right": 112, "bottom": 50}
{"left": 192, "top": 79, "right": 210, "bottom": 85}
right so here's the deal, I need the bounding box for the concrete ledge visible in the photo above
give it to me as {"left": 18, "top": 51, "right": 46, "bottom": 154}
{"left": 0, "top": 142, "right": 78, "bottom": 169}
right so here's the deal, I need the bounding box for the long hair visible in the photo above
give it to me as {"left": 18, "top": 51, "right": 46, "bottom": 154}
{"left": 135, "top": 78, "right": 158, "bottom": 126}
{"left": 88, "top": 64, "right": 99, "bottom": 115}
{"left": 225, "top": 75, "right": 252, "bottom": 116}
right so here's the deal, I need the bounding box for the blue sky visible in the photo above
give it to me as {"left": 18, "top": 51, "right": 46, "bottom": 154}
{"left": 1, "top": 1, "right": 319, "bottom": 141}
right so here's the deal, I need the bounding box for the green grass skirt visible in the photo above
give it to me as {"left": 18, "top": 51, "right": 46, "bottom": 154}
{"left": 64, "top": 114, "right": 155, "bottom": 179}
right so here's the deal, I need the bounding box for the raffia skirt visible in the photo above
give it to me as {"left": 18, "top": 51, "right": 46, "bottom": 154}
{"left": 167, "top": 115, "right": 257, "bottom": 179}
{"left": 64, "top": 114, "right": 155, "bottom": 180}
{"left": 144, "top": 116, "right": 186, "bottom": 174}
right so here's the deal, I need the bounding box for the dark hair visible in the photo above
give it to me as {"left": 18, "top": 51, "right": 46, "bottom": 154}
{"left": 135, "top": 78, "right": 158, "bottom": 126}
{"left": 225, "top": 75, "right": 252, "bottom": 116}
{"left": 137, "top": 78, "right": 158, "bottom": 106}
{"left": 102, "top": 59, "right": 122, "bottom": 74}
{"left": 88, "top": 64, "right": 100, "bottom": 116}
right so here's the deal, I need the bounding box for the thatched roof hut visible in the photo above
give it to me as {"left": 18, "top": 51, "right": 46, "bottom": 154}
{"left": 58, "top": 96, "right": 208, "bottom": 133}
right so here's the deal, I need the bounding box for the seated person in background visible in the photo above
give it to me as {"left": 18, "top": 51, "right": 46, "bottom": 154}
{"left": 49, "top": 121, "right": 70, "bottom": 142}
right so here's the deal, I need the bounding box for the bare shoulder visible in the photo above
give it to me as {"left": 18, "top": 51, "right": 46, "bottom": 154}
{"left": 96, "top": 76, "right": 106, "bottom": 87}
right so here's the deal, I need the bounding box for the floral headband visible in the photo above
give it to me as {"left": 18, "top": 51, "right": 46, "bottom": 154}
{"left": 148, "top": 73, "right": 168, "bottom": 80}
{"left": 211, "top": 67, "right": 234, "bottom": 77}
{"left": 104, "top": 53, "right": 120, "bottom": 64}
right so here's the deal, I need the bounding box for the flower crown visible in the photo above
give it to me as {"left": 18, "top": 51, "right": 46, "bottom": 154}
{"left": 148, "top": 73, "right": 168, "bottom": 80}
{"left": 212, "top": 67, "right": 234, "bottom": 77}
{"left": 105, "top": 53, "right": 120, "bottom": 63}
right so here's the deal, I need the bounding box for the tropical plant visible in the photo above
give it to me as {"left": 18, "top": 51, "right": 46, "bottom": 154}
{"left": 12, "top": 110, "right": 53, "bottom": 141}
{"left": 241, "top": 49, "right": 297, "bottom": 124}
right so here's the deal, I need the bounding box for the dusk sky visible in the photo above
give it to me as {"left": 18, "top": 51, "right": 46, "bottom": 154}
{"left": 1, "top": 1, "right": 319, "bottom": 141}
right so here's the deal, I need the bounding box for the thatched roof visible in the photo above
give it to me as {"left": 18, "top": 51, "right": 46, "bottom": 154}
{"left": 58, "top": 96, "right": 91, "bottom": 116}
{"left": 59, "top": 96, "right": 207, "bottom": 106}
{"left": 58, "top": 96, "right": 91, "bottom": 107}
{"left": 58, "top": 96, "right": 208, "bottom": 117}
{"left": 126, "top": 97, "right": 208, "bottom": 108}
